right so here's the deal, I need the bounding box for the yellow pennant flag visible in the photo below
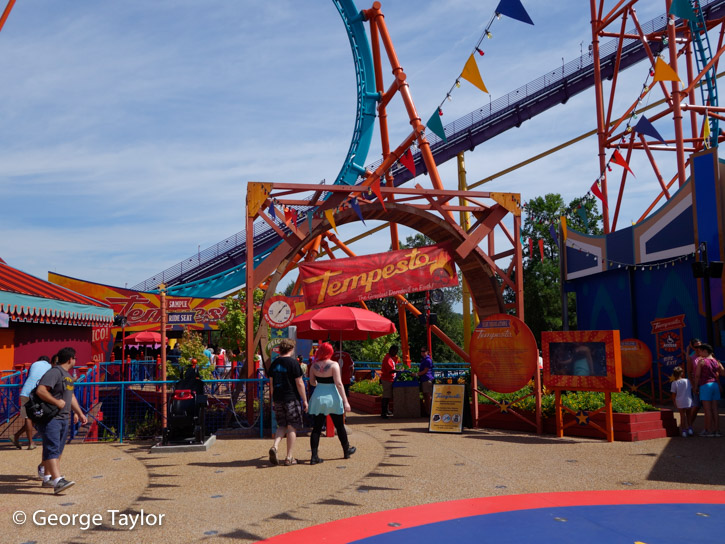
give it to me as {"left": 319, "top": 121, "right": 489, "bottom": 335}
{"left": 652, "top": 57, "right": 681, "bottom": 83}
{"left": 704, "top": 114, "right": 711, "bottom": 145}
{"left": 324, "top": 209, "right": 338, "bottom": 234}
{"left": 461, "top": 54, "right": 488, "bottom": 93}
{"left": 560, "top": 216, "right": 568, "bottom": 241}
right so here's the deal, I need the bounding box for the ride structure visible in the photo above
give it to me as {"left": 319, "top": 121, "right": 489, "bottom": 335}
{"left": 243, "top": 1, "right": 524, "bottom": 374}
{"left": 565, "top": 0, "right": 725, "bottom": 400}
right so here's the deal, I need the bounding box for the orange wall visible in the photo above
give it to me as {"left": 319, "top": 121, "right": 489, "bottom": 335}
{"left": 0, "top": 329, "right": 15, "bottom": 371}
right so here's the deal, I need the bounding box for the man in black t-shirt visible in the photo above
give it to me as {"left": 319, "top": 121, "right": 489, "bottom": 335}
{"left": 268, "top": 340, "right": 308, "bottom": 466}
{"left": 36, "top": 347, "right": 87, "bottom": 494}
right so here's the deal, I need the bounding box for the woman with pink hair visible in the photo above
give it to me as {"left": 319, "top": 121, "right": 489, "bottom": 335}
{"left": 308, "top": 342, "right": 356, "bottom": 464}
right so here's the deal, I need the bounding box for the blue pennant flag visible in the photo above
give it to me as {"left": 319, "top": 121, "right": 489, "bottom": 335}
{"left": 307, "top": 210, "right": 313, "bottom": 233}
{"left": 634, "top": 115, "right": 666, "bottom": 144}
{"left": 549, "top": 223, "right": 558, "bottom": 247}
{"left": 269, "top": 203, "right": 276, "bottom": 221}
{"left": 496, "top": 0, "right": 534, "bottom": 25}
{"left": 350, "top": 198, "right": 365, "bottom": 225}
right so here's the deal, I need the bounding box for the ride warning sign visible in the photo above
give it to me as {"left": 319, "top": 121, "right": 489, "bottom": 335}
{"left": 428, "top": 384, "right": 465, "bottom": 433}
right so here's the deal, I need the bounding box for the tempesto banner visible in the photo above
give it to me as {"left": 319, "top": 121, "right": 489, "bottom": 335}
{"left": 298, "top": 243, "right": 459, "bottom": 309}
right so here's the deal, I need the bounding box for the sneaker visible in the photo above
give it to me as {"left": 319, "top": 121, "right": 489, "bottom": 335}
{"left": 682, "top": 431, "right": 688, "bottom": 438}
{"left": 53, "top": 478, "right": 75, "bottom": 494}
{"left": 699, "top": 430, "right": 712, "bottom": 437}
{"left": 37, "top": 465, "right": 45, "bottom": 480}
{"left": 713, "top": 432, "right": 722, "bottom": 438}
{"left": 688, "top": 428, "right": 694, "bottom": 436}
{"left": 41, "top": 477, "right": 54, "bottom": 488}
{"left": 268, "top": 447, "right": 278, "bottom": 466}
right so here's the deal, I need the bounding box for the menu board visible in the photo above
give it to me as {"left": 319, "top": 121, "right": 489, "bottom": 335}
{"left": 428, "top": 384, "right": 465, "bottom": 434}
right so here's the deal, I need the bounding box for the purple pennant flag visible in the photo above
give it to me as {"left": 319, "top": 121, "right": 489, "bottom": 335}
{"left": 634, "top": 115, "right": 666, "bottom": 144}
{"left": 496, "top": 0, "right": 534, "bottom": 25}
{"left": 350, "top": 198, "right": 365, "bottom": 225}
{"left": 268, "top": 203, "right": 276, "bottom": 221}
{"left": 549, "top": 223, "right": 558, "bottom": 247}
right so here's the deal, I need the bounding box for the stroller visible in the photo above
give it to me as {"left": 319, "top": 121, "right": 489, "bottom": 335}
{"left": 163, "top": 363, "right": 208, "bottom": 445}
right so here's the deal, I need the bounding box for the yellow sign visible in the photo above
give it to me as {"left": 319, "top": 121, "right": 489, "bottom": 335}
{"left": 428, "top": 384, "right": 465, "bottom": 434}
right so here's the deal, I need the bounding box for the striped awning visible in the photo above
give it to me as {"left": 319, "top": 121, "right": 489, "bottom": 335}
{"left": 0, "top": 261, "right": 113, "bottom": 326}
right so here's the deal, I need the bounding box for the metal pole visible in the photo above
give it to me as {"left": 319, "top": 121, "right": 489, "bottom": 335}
{"left": 701, "top": 242, "right": 715, "bottom": 345}
{"left": 426, "top": 291, "right": 432, "bottom": 353}
{"left": 559, "top": 223, "right": 569, "bottom": 330}
{"left": 159, "top": 284, "right": 168, "bottom": 431}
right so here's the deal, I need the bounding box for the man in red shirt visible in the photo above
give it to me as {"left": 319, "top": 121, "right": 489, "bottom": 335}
{"left": 380, "top": 345, "right": 399, "bottom": 418}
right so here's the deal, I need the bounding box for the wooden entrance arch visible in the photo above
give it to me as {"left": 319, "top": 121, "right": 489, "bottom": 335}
{"left": 245, "top": 182, "right": 523, "bottom": 369}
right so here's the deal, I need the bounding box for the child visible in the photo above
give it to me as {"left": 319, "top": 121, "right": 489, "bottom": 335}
{"left": 670, "top": 366, "right": 693, "bottom": 437}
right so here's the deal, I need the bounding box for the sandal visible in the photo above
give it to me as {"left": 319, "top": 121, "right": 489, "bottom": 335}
{"left": 283, "top": 457, "right": 297, "bottom": 466}
{"left": 12, "top": 435, "right": 22, "bottom": 449}
{"left": 268, "top": 447, "right": 278, "bottom": 466}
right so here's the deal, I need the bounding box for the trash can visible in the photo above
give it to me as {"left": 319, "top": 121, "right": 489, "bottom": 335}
{"left": 392, "top": 380, "right": 420, "bottom": 418}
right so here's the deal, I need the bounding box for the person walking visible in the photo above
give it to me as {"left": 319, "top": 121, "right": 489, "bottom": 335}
{"left": 380, "top": 345, "right": 399, "bottom": 418}
{"left": 35, "top": 347, "right": 87, "bottom": 493}
{"left": 417, "top": 347, "right": 434, "bottom": 417}
{"left": 268, "top": 340, "right": 308, "bottom": 466}
{"left": 13, "top": 355, "right": 52, "bottom": 450}
{"left": 308, "top": 342, "right": 355, "bottom": 465}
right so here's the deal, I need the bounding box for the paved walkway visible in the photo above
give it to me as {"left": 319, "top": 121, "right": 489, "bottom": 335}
{"left": 2, "top": 412, "right": 724, "bottom": 543}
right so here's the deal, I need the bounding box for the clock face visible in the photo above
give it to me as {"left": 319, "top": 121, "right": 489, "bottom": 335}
{"left": 264, "top": 296, "right": 295, "bottom": 328}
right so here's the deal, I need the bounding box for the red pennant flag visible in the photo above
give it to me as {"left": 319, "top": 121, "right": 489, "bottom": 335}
{"left": 538, "top": 239, "right": 545, "bottom": 262}
{"left": 291, "top": 209, "right": 298, "bottom": 226}
{"left": 371, "top": 179, "right": 386, "bottom": 211}
{"left": 610, "top": 149, "right": 635, "bottom": 177}
{"left": 284, "top": 207, "right": 293, "bottom": 226}
{"left": 528, "top": 237, "right": 533, "bottom": 258}
{"left": 591, "top": 181, "right": 604, "bottom": 201}
{"left": 400, "top": 149, "right": 415, "bottom": 176}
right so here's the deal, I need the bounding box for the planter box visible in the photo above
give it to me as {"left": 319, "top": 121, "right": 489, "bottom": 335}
{"left": 349, "top": 391, "right": 393, "bottom": 415}
{"left": 476, "top": 405, "right": 678, "bottom": 442}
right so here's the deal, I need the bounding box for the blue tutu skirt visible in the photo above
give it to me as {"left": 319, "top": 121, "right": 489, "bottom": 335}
{"left": 308, "top": 383, "right": 344, "bottom": 415}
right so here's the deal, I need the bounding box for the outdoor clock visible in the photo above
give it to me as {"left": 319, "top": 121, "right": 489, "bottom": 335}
{"left": 263, "top": 295, "right": 295, "bottom": 328}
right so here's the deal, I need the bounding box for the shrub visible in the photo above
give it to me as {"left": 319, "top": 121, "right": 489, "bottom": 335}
{"left": 350, "top": 379, "right": 383, "bottom": 396}
{"left": 478, "top": 387, "right": 656, "bottom": 417}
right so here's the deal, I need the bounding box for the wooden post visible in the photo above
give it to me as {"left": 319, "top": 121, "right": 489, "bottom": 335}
{"left": 555, "top": 389, "right": 563, "bottom": 438}
{"left": 605, "top": 391, "right": 614, "bottom": 442}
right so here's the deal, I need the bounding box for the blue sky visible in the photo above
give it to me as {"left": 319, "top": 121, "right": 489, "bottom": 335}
{"left": 0, "top": 1, "right": 676, "bottom": 290}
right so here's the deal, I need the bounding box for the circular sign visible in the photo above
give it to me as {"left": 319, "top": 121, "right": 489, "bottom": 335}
{"left": 620, "top": 338, "right": 653, "bottom": 378}
{"left": 470, "top": 313, "right": 538, "bottom": 393}
{"left": 263, "top": 295, "right": 295, "bottom": 328}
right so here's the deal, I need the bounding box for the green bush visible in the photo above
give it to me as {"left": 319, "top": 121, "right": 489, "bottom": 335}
{"left": 350, "top": 379, "right": 383, "bottom": 396}
{"left": 477, "top": 387, "right": 656, "bottom": 417}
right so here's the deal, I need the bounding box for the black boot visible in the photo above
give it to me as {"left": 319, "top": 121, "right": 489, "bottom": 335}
{"left": 381, "top": 398, "right": 389, "bottom": 418}
{"left": 343, "top": 445, "right": 356, "bottom": 459}
{"left": 310, "top": 453, "right": 323, "bottom": 465}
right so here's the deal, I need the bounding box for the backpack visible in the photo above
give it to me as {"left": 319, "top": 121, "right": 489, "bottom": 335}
{"left": 24, "top": 387, "right": 60, "bottom": 425}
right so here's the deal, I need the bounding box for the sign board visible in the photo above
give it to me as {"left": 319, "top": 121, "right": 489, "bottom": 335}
{"left": 299, "top": 243, "right": 458, "bottom": 308}
{"left": 428, "top": 384, "right": 465, "bottom": 434}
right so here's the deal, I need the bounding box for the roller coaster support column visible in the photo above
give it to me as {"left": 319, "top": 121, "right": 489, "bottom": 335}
{"left": 667, "top": 3, "right": 687, "bottom": 188}
{"left": 590, "top": 0, "right": 611, "bottom": 233}
{"left": 457, "top": 152, "right": 478, "bottom": 424}
{"left": 0, "top": 0, "right": 16, "bottom": 33}
{"left": 364, "top": 2, "right": 449, "bottom": 214}
{"left": 245, "top": 210, "right": 255, "bottom": 425}
{"left": 368, "top": 6, "right": 411, "bottom": 364}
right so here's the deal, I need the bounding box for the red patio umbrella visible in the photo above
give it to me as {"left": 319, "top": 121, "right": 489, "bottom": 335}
{"left": 124, "top": 330, "right": 164, "bottom": 344}
{"left": 291, "top": 306, "right": 396, "bottom": 343}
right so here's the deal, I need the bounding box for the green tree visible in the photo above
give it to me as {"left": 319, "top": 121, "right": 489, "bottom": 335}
{"left": 511, "top": 193, "right": 602, "bottom": 343}
{"left": 168, "top": 327, "right": 212, "bottom": 380}
{"left": 215, "top": 289, "right": 264, "bottom": 362}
